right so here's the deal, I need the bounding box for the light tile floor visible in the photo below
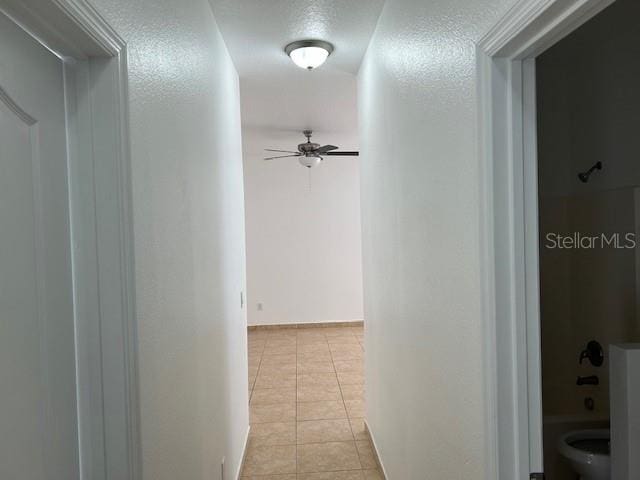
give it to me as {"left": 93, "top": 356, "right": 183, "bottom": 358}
{"left": 242, "top": 325, "right": 383, "bottom": 479}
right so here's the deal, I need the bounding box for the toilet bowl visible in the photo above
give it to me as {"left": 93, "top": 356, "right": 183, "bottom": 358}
{"left": 558, "top": 429, "right": 610, "bottom": 480}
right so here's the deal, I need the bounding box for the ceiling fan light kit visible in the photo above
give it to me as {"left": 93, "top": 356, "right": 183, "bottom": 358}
{"left": 264, "top": 130, "right": 359, "bottom": 168}
{"left": 299, "top": 156, "right": 322, "bottom": 168}
{"left": 285, "top": 40, "right": 334, "bottom": 70}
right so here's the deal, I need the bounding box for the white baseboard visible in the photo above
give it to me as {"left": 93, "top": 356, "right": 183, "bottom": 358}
{"left": 235, "top": 425, "right": 250, "bottom": 480}
{"left": 248, "top": 319, "right": 364, "bottom": 329}
{"left": 364, "top": 420, "right": 389, "bottom": 479}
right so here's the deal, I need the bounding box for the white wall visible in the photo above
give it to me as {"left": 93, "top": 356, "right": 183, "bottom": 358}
{"left": 241, "top": 77, "right": 364, "bottom": 326}
{"left": 358, "top": 0, "right": 517, "bottom": 477}
{"left": 88, "top": 1, "right": 248, "bottom": 479}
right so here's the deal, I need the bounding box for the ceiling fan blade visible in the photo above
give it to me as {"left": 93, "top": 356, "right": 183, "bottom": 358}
{"left": 315, "top": 144, "right": 339, "bottom": 154}
{"left": 324, "top": 151, "right": 359, "bottom": 156}
{"left": 265, "top": 148, "right": 300, "bottom": 154}
{"left": 264, "top": 154, "right": 302, "bottom": 160}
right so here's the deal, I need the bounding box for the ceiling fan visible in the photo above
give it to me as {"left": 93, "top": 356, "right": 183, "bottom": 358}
{"left": 264, "top": 130, "right": 359, "bottom": 168}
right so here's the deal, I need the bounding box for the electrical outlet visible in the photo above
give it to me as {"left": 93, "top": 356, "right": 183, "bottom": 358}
{"left": 221, "top": 456, "right": 225, "bottom": 480}
{"left": 257, "top": 302, "right": 263, "bottom": 311}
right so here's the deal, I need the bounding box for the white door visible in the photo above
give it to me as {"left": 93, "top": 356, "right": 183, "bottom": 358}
{"left": 0, "top": 12, "right": 79, "bottom": 480}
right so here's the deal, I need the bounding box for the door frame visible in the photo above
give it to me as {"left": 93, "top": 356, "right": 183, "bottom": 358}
{"left": 0, "top": 1, "right": 140, "bottom": 478}
{"left": 477, "top": 0, "right": 615, "bottom": 478}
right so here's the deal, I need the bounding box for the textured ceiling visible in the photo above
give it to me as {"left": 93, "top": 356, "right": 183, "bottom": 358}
{"left": 208, "top": 0, "right": 385, "bottom": 76}
{"left": 208, "top": 0, "right": 384, "bottom": 137}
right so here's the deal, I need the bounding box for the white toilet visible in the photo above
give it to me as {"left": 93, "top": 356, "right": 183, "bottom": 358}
{"left": 558, "top": 429, "right": 611, "bottom": 480}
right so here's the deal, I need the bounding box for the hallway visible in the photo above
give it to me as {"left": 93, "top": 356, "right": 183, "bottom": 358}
{"left": 242, "top": 325, "right": 382, "bottom": 478}
{"left": 3, "top": 0, "right": 610, "bottom": 478}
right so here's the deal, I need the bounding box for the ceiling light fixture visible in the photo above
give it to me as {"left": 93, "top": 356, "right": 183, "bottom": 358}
{"left": 299, "top": 155, "right": 322, "bottom": 168}
{"left": 285, "top": 40, "right": 334, "bottom": 70}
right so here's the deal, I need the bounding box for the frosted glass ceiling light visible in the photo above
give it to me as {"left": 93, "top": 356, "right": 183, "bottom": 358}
{"left": 299, "top": 155, "right": 322, "bottom": 169}
{"left": 285, "top": 40, "right": 334, "bottom": 70}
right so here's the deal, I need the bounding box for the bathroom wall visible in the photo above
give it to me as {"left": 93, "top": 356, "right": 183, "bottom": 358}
{"left": 537, "top": 0, "right": 640, "bottom": 417}
{"left": 539, "top": 190, "right": 638, "bottom": 415}
{"left": 537, "top": 0, "right": 640, "bottom": 199}
{"left": 539, "top": 187, "right": 640, "bottom": 478}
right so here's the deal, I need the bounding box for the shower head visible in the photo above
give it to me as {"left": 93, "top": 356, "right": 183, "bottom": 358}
{"left": 578, "top": 161, "right": 602, "bottom": 183}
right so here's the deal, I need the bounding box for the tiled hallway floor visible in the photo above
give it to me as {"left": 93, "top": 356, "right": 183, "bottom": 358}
{"left": 242, "top": 325, "right": 383, "bottom": 479}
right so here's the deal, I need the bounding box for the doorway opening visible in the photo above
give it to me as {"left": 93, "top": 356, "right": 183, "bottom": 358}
{"left": 478, "top": 0, "right": 621, "bottom": 478}
{"left": 206, "top": 2, "right": 384, "bottom": 475}
{"left": 0, "top": 1, "right": 139, "bottom": 478}
{"left": 240, "top": 99, "right": 371, "bottom": 475}
{"left": 536, "top": 0, "right": 640, "bottom": 477}
{"left": 481, "top": 0, "right": 640, "bottom": 478}
{"left": 241, "top": 113, "right": 372, "bottom": 474}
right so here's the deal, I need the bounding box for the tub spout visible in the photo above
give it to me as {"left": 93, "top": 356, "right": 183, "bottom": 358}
{"left": 576, "top": 375, "right": 599, "bottom": 386}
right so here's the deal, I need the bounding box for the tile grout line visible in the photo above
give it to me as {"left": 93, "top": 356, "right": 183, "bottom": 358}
{"left": 246, "top": 327, "right": 368, "bottom": 477}
{"left": 328, "top": 331, "right": 364, "bottom": 472}
{"left": 244, "top": 334, "right": 265, "bottom": 477}
{"left": 249, "top": 337, "right": 266, "bottom": 402}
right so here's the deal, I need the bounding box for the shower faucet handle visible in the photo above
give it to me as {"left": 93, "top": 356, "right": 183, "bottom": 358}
{"left": 579, "top": 350, "right": 590, "bottom": 364}
{"left": 579, "top": 340, "right": 604, "bottom": 366}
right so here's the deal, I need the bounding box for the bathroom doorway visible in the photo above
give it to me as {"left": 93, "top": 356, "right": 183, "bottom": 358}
{"left": 535, "top": 0, "right": 640, "bottom": 477}
{"left": 476, "top": 0, "right": 640, "bottom": 477}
